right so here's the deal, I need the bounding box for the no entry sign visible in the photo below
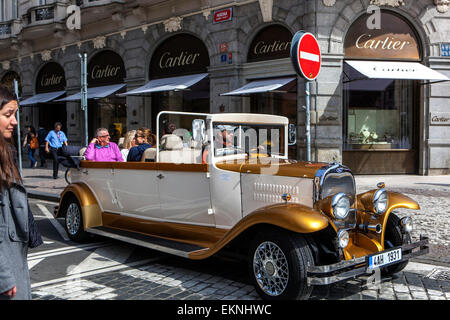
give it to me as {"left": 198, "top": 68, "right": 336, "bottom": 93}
{"left": 290, "top": 31, "right": 321, "bottom": 80}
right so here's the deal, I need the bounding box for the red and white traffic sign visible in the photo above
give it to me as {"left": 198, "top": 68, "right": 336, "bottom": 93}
{"left": 290, "top": 31, "right": 322, "bottom": 80}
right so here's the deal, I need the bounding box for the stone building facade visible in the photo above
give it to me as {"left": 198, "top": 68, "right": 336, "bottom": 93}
{"left": 0, "top": 0, "right": 448, "bottom": 174}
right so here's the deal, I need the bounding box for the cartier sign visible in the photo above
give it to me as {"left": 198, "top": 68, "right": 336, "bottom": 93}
{"left": 88, "top": 50, "right": 125, "bottom": 86}
{"left": 430, "top": 112, "right": 450, "bottom": 125}
{"left": 36, "top": 62, "right": 66, "bottom": 93}
{"left": 150, "top": 34, "right": 209, "bottom": 79}
{"left": 345, "top": 11, "right": 421, "bottom": 61}
{"left": 248, "top": 25, "right": 293, "bottom": 63}
{"left": 159, "top": 51, "right": 201, "bottom": 69}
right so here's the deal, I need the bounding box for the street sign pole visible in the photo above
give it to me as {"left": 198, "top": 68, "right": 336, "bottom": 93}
{"left": 305, "top": 80, "right": 311, "bottom": 162}
{"left": 290, "top": 31, "right": 321, "bottom": 162}
{"left": 14, "top": 79, "right": 22, "bottom": 178}
{"left": 79, "top": 53, "right": 88, "bottom": 146}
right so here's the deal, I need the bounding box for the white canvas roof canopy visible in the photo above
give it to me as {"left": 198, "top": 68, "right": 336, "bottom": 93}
{"left": 55, "top": 84, "right": 125, "bottom": 101}
{"left": 20, "top": 90, "right": 66, "bottom": 106}
{"left": 345, "top": 60, "right": 449, "bottom": 83}
{"left": 119, "top": 73, "right": 208, "bottom": 96}
{"left": 220, "top": 77, "right": 296, "bottom": 96}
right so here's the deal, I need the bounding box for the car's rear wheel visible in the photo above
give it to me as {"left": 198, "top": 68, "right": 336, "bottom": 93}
{"left": 64, "top": 196, "right": 89, "bottom": 242}
{"left": 382, "top": 213, "right": 409, "bottom": 276}
{"left": 249, "top": 230, "right": 314, "bottom": 300}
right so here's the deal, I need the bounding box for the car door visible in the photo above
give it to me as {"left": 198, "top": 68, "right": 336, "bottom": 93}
{"left": 112, "top": 163, "right": 162, "bottom": 220}
{"left": 80, "top": 165, "right": 119, "bottom": 214}
{"left": 157, "top": 163, "right": 215, "bottom": 227}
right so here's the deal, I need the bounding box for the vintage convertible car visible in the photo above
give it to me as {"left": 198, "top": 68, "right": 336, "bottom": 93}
{"left": 55, "top": 111, "right": 428, "bottom": 300}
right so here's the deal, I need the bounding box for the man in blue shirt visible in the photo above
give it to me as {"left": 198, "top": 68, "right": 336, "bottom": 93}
{"left": 45, "top": 122, "right": 68, "bottom": 179}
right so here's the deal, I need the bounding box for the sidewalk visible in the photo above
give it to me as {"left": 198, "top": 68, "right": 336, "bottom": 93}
{"left": 21, "top": 161, "right": 67, "bottom": 202}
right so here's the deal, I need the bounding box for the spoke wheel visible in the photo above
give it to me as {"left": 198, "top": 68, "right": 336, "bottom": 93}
{"left": 253, "top": 241, "right": 289, "bottom": 296}
{"left": 66, "top": 203, "right": 81, "bottom": 236}
{"left": 63, "top": 196, "right": 89, "bottom": 242}
{"left": 249, "top": 230, "right": 314, "bottom": 300}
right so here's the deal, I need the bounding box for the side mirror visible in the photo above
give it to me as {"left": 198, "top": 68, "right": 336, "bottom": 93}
{"left": 192, "top": 119, "right": 206, "bottom": 142}
{"left": 288, "top": 124, "right": 297, "bottom": 146}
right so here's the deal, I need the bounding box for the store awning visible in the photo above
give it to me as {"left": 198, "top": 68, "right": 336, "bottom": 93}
{"left": 220, "top": 77, "right": 296, "bottom": 96}
{"left": 55, "top": 84, "right": 126, "bottom": 102}
{"left": 20, "top": 90, "right": 66, "bottom": 106}
{"left": 119, "top": 73, "right": 208, "bottom": 96}
{"left": 345, "top": 60, "right": 449, "bottom": 81}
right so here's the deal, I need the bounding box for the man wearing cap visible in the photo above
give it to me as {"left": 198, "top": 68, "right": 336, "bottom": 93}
{"left": 202, "top": 125, "right": 235, "bottom": 164}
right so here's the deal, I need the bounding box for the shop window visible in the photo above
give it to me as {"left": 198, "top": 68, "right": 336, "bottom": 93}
{"left": 89, "top": 98, "right": 127, "bottom": 144}
{"left": 250, "top": 79, "right": 297, "bottom": 158}
{"left": 343, "top": 64, "right": 415, "bottom": 150}
{"left": 151, "top": 78, "right": 210, "bottom": 130}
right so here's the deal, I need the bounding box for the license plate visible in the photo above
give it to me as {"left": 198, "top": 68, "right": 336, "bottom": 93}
{"left": 368, "top": 248, "right": 402, "bottom": 269}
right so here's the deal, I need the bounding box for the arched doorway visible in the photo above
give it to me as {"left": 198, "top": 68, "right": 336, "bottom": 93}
{"left": 34, "top": 62, "right": 67, "bottom": 132}
{"left": 342, "top": 11, "right": 424, "bottom": 174}
{"left": 148, "top": 33, "right": 210, "bottom": 130}
{"left": 87, "top": 50, "right": 127, "bottom": 143}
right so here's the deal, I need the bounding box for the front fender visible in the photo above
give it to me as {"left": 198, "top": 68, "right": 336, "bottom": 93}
{"left": 356, "top": 190, "right": 420, "bottom": 249}
{"left": 57, "top": 182, "right": 103, "bottom": 230}
{"left": 189, "top": 203, "right": 328, "bottom": 259}
{"left": 358, "top": 190, "right": 420, "bottom": 213}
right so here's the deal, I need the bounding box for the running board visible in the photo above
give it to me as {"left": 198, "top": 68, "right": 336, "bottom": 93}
{"left": 86, "top": 226, "right": 207, "bottom": 258}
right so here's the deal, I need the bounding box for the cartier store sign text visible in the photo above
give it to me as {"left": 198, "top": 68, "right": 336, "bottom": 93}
{"left": 88, "top": 50, "right": 125, "bottom": 86}
{"left": 430, "top": 113, "right": 450, "bottom": 125}
{"left": 248, "top": 25, "right": 292, "bottom": 63}
{"left": 150, "top": 34, "right": 209, "bottom": 79}
{"left": 36, "top": 62, "right": 66, "bottom": 93}
{"left": 345, "top": 11, "right": 421, "bottom": 61}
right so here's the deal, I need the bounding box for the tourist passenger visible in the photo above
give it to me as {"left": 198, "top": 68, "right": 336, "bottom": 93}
{"left": 84, "top": 128, "right": 123, "bottom": 162}
{"left": 127, "top": 128, "right": 153, "bottom": 162}
{"left": 120, "top": 129, "right": 136, "bottom": 161}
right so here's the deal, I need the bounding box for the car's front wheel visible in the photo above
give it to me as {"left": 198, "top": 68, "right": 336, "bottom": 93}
{"left": 64, "top": 196, "right": 89, "bottom": 242}
{"left": 249, "top": 230, "right": 314, "bottom": 300}
{"left": 382, "top": 213, "right": 409, "bottom": 276}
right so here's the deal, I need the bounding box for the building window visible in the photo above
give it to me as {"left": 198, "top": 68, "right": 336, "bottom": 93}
{"left": 343, "top": 64, "right": 416, "bottom": 151}
{"left": 11, "top": 0, "right": 17, "bottom": 19}
{"left": 0, "top": 0, "right": 6, "bottom": 22}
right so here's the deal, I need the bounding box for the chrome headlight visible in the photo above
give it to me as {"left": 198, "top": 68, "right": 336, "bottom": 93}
{"left": 373, "top": 189, "right": 388, "bottom": 215}
{"left": 337, "top": 230, "right": 349, "bottom": 248}
{"left": 401, "top": 217, "right": 413, "bottom": 233}
{"left": 332, "top": 193, "right": 350, "bottom": 220}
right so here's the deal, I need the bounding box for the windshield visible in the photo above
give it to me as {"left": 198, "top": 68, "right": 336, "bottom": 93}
{"left": 212, "top": 123, "right": 285, "bottom": 158}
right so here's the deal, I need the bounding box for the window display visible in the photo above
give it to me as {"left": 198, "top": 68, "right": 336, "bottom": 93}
{"left": 343, "top": 64, "right": 415, "bottom": 150}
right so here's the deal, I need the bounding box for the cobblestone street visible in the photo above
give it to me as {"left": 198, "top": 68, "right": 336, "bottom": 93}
{"left": 21, "top": 166, "right": 450, "bottom": 301}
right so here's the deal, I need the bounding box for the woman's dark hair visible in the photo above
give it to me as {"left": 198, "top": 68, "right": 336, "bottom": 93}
{"left": 0, "top": 132, "right": 22, "bottom": 189}
{"left": 0, "top": 85, "right": 21, "bottom": 188}
{"left": 0, "top": 85, "right": 18, "bottom": 110}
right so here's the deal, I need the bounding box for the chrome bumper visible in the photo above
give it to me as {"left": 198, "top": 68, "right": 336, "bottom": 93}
{"left": 307, "top": 235, "right": 429, "bottom": 286}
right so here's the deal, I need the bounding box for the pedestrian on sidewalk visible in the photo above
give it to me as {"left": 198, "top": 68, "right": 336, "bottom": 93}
{"left": 37, "top": 125, "right": 48, "bottom": 168}
{"left": 0, "top": 85, "right": 43, "bottom": 300}
{"left": 45, "top": 122, "right": 68, "bottom": 179}
{"left": 22, "top": 126, "right": 38, "bottom": 168}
